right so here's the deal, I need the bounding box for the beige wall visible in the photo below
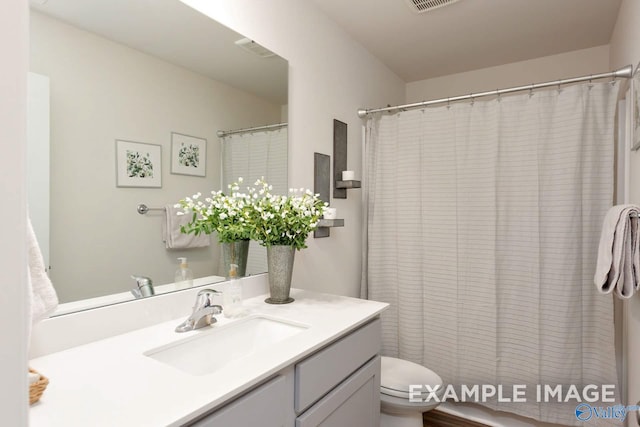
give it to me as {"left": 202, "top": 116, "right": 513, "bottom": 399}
{"left": 0, "top": 0, "right": 29, "bottom": 424}
{"left": 609, "top": 0, "right": 640, "bottom": 422}
{"left": 406, "top": 45, "right": 610, "bottom": 102}
{"left": 30, "top": 12, "right": 282, "bottom": 302}
{"left": 181, "top": 0, "right": 406, "bottom": 297}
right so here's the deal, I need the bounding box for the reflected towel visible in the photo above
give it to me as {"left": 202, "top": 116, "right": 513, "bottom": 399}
{"left": 162, "top": 205, "right": 210, "bottom": 249}
{"left": 594, "top": 205, "right": 640, "bottom": 298}
{"left": 27, "top": 217, "right": 58, "bottom": 324}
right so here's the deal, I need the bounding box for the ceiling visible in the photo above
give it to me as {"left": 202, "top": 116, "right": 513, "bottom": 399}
{"left": 309, "top": 0, "right": 623, "bottom": 82}
{"left": 29, "top": 0, "right": 288, "bottom": 105}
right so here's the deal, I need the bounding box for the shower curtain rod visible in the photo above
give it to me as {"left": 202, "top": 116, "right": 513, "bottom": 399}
{"left": 217, "top": 122, "right": 287, "bottom": 138}
{"left": 357, "top": 64, "right": 634, "bottom": 118}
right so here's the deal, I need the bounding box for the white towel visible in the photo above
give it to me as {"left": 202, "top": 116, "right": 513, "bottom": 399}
{"left": 162, "top": 204, "right": 210, "bottom": 249}
{"left": 594, "top": 205, "right": 640, "bottom": 298}
{"left": 27, "top": 217, "right": 58, "bottom": 324}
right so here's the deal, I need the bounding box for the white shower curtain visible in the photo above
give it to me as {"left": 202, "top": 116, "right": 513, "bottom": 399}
{"left": 221, "top": 126, "right": 287, "bottom": 275}
{"left": 364, "top": 82, "right": 621, "bottom": 426}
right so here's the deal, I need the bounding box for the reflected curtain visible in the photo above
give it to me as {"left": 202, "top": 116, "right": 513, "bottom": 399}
{"left": 363, "top": 82, "right": 621, "bottom": 426}
{"left": 221, "top": 127, "right": 288, "bottom": 275}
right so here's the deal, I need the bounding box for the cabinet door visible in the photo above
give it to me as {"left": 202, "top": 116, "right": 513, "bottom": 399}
{"left": 296, "top": 356, "right": 380, "bottom": 427}
{"left": 295, "top": 319, "right": 381, "bottom": 413}
{"left": 188, "top": 375, "right": 287, "bottom": 427}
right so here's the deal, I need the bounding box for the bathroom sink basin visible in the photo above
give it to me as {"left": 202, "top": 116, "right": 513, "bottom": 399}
{"left": 144, "top": 315, "right": 308, "bottom": 376}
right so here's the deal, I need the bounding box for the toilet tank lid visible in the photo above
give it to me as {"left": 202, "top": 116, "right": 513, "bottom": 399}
{"left": 380, "top": 356, "right": 443, "bottom": 393}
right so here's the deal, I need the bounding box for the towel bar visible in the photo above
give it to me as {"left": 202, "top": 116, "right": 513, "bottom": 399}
{"left": 137, "top": 204, "right": 166, "bottom": 215}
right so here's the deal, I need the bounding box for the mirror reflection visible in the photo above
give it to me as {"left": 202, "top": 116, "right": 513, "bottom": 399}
{"left": 28, "top": 0, "right": 288, "bottom": 314}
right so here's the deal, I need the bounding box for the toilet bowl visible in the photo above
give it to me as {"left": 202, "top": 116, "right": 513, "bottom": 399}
{"left": 380, "top": 356, "right": 443, "bottom": 427}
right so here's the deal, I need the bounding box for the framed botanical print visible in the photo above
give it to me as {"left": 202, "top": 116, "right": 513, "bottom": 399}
{"left": 115, "top": 140, "right": 162, "bottom": 188}
{"left": 171, "top": 132, "right": 206, "bottom": 177}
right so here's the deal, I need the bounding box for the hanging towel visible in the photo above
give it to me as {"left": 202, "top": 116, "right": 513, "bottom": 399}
{"left": 27, "top": 217, "right": 58, "bottom": 325}
{"left": 594, "top": 204, "right": 640, "bottom": 298}
{"left": 162, "top": 204, "right": 210, "bottom": 249}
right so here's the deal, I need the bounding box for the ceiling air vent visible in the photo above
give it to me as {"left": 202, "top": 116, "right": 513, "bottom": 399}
{"left": 234, "top": 38, "right": 276, "bottom": 58}
{"left": 405, "top": 0, "right": 461, "bottom": 13}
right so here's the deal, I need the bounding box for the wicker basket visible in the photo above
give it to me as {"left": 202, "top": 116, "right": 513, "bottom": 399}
{"left": 29, "top": 368, "right": 49, "bottom": 405}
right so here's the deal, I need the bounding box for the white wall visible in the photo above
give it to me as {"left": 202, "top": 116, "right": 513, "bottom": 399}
{"left": 30, "top": 12, "right": 281, "bottom": 302}
{"left": 406, "top": 45, "right": 610, "bottom": 102}
{"left": 0, "top": 1, "right": 29, "bottom": 425}
{"left": 180, "top": 0, "right": 406, "bottom": 298}
{"left": 609, "top": 0, "right": 640, "bottom": 422}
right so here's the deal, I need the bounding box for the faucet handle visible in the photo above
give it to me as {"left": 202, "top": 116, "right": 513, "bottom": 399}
{"left": 194, "top": 289, "right": 221, "bottom": 309}
{"left": 175, "top": 289, "right": 223, "bottom": 333}
{"left": 130, "top": 275, "right": 154, "bottom": 298}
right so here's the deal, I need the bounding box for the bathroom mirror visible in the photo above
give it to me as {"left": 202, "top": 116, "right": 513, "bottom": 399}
{"left": 28, "top": 0, "right": 288, "bottom": 314}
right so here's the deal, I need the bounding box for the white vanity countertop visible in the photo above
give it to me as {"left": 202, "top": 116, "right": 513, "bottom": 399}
{"left": 29, "top": 289, "right": 388, "bottom": 427}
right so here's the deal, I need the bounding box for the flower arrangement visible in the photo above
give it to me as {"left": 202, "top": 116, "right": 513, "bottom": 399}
{"left": 248, "top": 178, "right": 326, "bottom": 250}
{"left": 176, "top": 177, "right": 326, "bottom": 249}
{"left": 176, "top": 178, "right": 252, "bottom": 243}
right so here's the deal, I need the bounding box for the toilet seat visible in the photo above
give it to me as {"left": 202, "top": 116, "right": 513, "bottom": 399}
{"left": 380, "top": 356, "right": 443, "bottom": 400}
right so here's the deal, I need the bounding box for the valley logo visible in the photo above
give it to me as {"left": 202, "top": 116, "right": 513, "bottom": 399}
{"left": 575, "top": 403, "right": 639, "bottom": 422}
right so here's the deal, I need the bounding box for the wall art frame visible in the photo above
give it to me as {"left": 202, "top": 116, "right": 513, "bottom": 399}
{"left": 115, "top": 139, "right": 162, "bottom": 188}
{"left": 170, "top": 132, "right": 207, "bottom": 177}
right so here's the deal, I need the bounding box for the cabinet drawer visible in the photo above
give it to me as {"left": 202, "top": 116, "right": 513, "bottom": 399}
{"left": 295, "top": 318, "right": 381, "bottom": 413}
{"left": 187, "top": 375, "right": 286, "bottom": 427}
{"left": 296, "top": 356, "right": 381, "bottom": 427}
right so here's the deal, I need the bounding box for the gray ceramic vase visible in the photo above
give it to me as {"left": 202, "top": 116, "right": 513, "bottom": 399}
{"left": 221, "top": 240, "right": 250, "bottom": 278}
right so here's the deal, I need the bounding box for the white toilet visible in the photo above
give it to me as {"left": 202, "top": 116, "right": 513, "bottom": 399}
{"left": 379, "top": 356, "right": 444, "bottom": 427}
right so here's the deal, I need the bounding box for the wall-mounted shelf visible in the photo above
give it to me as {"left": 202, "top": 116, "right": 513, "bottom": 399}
{"left": 318, "top": 219, "right": 344, "bottom": 228}
{"left": 315, "top": 218, "right": 344, "bottom": 238}
{"left": 333, "top": 120, "right": 348, "bottom": 199}
{"left": 314, "top": 152, "right": 341, "bottom": 238}
{"left": 335, "top": 180, "right": 361, "bottom": 189}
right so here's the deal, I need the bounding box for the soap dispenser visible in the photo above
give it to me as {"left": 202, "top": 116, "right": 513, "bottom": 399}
{"left": 174, "top": 257, "right": 194, "bottom": 290}
{"left": 223, "top": 263, "right": 245, "bottom": 318}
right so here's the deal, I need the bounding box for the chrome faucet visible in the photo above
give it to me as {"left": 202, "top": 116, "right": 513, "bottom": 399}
{"left": 131, "top": 275, "right": 154, "bottom": 299}
{"left": 175, "top": 289, "right": 222, "bottom": 333}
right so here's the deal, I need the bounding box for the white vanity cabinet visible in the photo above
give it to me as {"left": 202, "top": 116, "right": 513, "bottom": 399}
{"left": 186, "top": 318, "right": 382, "bottom": 427}
{"left": 187, "top": 375, "right": 290, "bottom": 427}
{"left": 294, "top": 318, "right": 381, "bottom": 426}
{"left": 295, "top": 356, "right": 380, "bottom": 427}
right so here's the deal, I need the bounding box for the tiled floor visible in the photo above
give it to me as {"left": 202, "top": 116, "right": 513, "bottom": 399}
{"left": 423, "top": 410, "right": 490, "bottom": 427}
